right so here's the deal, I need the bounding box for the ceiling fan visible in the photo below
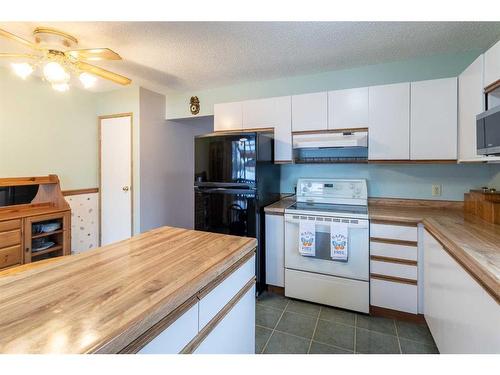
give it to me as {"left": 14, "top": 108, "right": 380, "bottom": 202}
{"left": 0, "top": 26, "right": 132, "bottom": 92}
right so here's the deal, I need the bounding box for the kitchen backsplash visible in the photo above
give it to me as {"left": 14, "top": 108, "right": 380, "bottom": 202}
{"left": 280, "top": 163, "right": 500, "bottom": 201}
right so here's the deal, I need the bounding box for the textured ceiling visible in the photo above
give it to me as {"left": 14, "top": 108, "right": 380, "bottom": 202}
{"left": 1, "top": 21, "right": 500, "bottom": 94}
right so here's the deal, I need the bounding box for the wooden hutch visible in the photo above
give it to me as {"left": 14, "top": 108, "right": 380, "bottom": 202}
{"left": 0, "top": 175, "right": 71, "bottom": 271}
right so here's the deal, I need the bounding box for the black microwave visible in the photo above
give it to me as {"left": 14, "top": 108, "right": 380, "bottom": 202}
{"left": 477, "top": 105, "right": 500, "bottom": 155}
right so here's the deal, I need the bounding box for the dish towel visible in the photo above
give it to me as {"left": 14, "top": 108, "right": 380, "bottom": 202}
{"left": 330, "top": 221, "right": 349, "bottom": 261}
{"left": 299, "top": 219, "right": 316, "bottom": 257}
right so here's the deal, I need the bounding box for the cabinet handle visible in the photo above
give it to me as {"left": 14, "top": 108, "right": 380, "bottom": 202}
{"left": 122, "top": 186, "right": 130, "bottom": 192}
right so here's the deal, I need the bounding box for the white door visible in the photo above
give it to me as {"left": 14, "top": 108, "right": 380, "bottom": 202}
{"left": 328, "top": 87, "right": 369, "bottom": 130}
{"left": 410, "top": 77, "right": 458, "bottom": 160}
{"left": 100, "top": 115, "right": 132, "bottom": 245}
{"left": 368, "top": 82, "right": 410, "bottom": 160}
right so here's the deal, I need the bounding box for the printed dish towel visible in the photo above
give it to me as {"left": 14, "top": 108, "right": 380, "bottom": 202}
{"left": 330, "top": 221, "right": 349, "bottom": 261}
{"left": 299, "top": 219, "right": 316, "bottom": 257}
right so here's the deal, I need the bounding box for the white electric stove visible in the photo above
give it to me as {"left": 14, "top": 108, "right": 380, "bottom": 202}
{"left": 284, "top": 178, "right": 370, "bottom": 313}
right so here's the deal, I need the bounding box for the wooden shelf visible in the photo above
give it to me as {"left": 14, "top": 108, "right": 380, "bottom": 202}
{"left": 31, "top": 245, "right": 63, "bottom": 258}
{"left": 32, "top": 229, "right": 63, "bottom": 239}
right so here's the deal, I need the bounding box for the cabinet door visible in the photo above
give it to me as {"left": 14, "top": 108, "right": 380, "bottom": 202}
{"left": 328, "top": 87, "right": 369, "bottom": 130}
{"left": 484, "top": 39, "right": 500, "bottom": 88}
{"left": 368, "top": 83, "right": 410, "bottom": 160}
{"left": 459, "top": 55, "right": 485, "bottom": 161}
{"left": 291, "top": 92, "right": 327, "bottom": 132}
{"left": 214, "top": 102, "right": 242, "bottom": 131}
{"left": 265, "top": 214, "right": 284, "bottom": 287}
{"left": 410, "top": 78, "right": 458, "bottom": 160}
{"left": 194, "top": 284, "right": 255, "bottom": 354}
{"left": 424, "top": 230, "right": 500, "bottom": 353}
{"left": 139, "top": 303, "right": 199, "bottom": 354}
{"left": 243, "top": 96, "right": 292, "bottom": 162}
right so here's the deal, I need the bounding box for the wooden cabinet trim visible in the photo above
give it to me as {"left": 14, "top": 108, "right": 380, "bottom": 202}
{"left": 181, "top": 277, "right": 256, "bottom": 354}
{"left": 370, "top": 237, "right": 418, "bottom": 247}
{"left": 484, "top": 79, "right": 500, "bottom": 94}
{"left": 197, "top": 249, "right": 256, "bottom": 300}
{"left": 370, "top": 255, "right": 417, "bottom": 266}
{"left": 369, "top": 305, "right": 425, "bottom": 324}
{"left": 62, "top": 188, "right": 99, "bottom": 196}
{"left": 370, "top": 220, "right": 417, "bottom": 227}
{"left": 370, "top": 273, "right": 417, "bottom": 286}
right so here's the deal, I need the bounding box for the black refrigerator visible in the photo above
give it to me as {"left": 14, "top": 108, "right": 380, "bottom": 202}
{"left": 194, "top": 130, "right": 281, "bottom": 294}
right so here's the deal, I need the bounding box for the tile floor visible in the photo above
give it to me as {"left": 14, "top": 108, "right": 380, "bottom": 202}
{"left": 255, "top": 292, "right": 439, "bottom": 354}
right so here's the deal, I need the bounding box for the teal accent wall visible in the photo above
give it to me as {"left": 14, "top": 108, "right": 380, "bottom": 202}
{"left": 165, "top": 50, "right": 483, "bottom": 119}
{"left": 281, "top": 164, "right": 500, "bottom": 201}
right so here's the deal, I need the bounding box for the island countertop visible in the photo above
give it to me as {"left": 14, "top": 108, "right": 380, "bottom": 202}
{"left": 0, "top": 226, "right": 257, "bottom": 354}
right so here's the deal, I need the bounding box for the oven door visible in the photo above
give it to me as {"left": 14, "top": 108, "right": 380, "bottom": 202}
{"left": 284, "top": 213, "right": 369, "bottom": 281}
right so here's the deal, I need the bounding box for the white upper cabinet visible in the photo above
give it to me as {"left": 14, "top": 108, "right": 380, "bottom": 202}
{"left": 328, "top": 87, "right": 369, "bottom": 130}
{"left": 242, "top": 96, "right": 292, "bottom": 162}
{"left": 368, "top": 82, "right": 410, "bottom": 160}
{"left": 459, "top": 55, "right": 485, "bottom": 161}
{"left": 214, "top": 102, "right": 242, "bottom": 131}
{"left": 484, "top": 39, "right": 500, "bottom": 88}
{"left": 410, "top": 77, "right": 458, "bottom": 160}
{"left": 291, "top": 92, "right": 328, "bottom": 132}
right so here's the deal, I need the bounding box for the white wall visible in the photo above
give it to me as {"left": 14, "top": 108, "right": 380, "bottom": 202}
{"left": 0, "top": 66, "right": 98, "bottom": 190}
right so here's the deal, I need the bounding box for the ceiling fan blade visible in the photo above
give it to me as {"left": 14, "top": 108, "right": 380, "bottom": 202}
{"left": 76, "top": 61, "right": 131, "bottom": 86}
{"left": 0, "top": 53, "right": 37, "bottom": 59}
{"left": 66, "top": 48, "right": 122, "bottom": 61}
{"left": 0, "top": 28, "right": 38, "bottom": 50}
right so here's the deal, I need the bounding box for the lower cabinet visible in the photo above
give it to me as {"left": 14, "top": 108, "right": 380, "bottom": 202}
{"left": 138, "top": 304, "right": 199, "bottom": 354}
{"left": 424, "top": 230, "right": 500, "bottom": 353}
{"left": 369, "top": 222, "right": 419, "bottom": 314}
{"left": 138, "top": 254, "right": 256, "bottom": 354}
{"left": 194, "top": 285, "right": 255, "bottom": 354}
{"left": 265, "top": 213, "right": 285, "bottom": 287}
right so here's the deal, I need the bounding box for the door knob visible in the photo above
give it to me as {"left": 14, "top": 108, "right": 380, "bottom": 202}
{"left": 122, "top": 186, "right": 130, "bottom": 192}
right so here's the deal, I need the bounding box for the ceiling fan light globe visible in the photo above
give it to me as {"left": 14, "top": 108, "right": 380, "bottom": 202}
{"left": 51, "top": 83, "right": 70, "bottom": 92}
{"left": 43, "top": 61, "right": 69, "bottom": 83}
{"left": 79, "top": 72, "right": 97, "bottom": 88}
{"left": 11, "top": 63, "right": 33, "bottom": 79}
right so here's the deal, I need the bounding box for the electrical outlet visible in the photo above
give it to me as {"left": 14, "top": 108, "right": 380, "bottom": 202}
{"left": 432, "top": 184, "right": 442, "bottom": 197}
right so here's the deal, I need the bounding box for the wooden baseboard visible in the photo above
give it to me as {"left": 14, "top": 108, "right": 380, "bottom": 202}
{"left": 370, "top": 305, "right": 425, "bottom": 324}
{"left": 62, "top": 188, "right": 99, "bottom": 196}
{"left": 266, "top": 285, "right": 285, "bottom": 296}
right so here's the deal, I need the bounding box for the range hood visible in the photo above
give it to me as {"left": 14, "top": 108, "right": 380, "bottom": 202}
{"left": 292, "top": 131, "right": 368, "bottom": 149}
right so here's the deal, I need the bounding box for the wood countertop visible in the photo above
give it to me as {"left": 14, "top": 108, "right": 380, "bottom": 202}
{"left": 0, "top": 226, "right": 257, "bottom": 353}
{"left": 263, "top": 195, "right": 295, "bottom": 214}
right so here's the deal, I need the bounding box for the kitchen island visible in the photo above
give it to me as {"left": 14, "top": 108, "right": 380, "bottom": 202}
{"left": 0, "top": 226, "right": 257, "bottom": 354}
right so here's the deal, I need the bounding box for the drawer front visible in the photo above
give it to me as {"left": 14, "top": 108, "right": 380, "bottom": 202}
{"left": 139, "top": 303, "right": 199, "bottom": 354}
{"left": 0, "top": 229, "right": 21, "bottom": 248}
{"left": 370, "top": 223, "right": 417, "bottom": 242}
{"left": 194, "top": 285, "right": 255, "bottom": 354}
{"left": 285, "top": 268, "right": 369, "bottom": 313}
{"left": 370, "top": 260, "right": 417, "bottom": 280}
{"left": 198, "top": 255, "right": 255, "bottom": 330}
{"left": 0, "top": 245, "right": 22, "bottom": 269}
{"left": 370, "top": 241, "right": 417, "bottom": 261}
{"left": 370, "top": 278, "right": 418, "bottom": 314}
{"left": 0, "top": 219, "right": 21, "bottom": 232}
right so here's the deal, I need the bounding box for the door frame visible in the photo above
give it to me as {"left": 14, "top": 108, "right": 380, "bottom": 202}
{"left": 98, "top": 112, "right": 134, "bottom": 246}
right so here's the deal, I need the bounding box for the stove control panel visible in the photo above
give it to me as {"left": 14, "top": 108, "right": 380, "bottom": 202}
{"left": 296, "top": 178, "right": 367, "bottom": 204}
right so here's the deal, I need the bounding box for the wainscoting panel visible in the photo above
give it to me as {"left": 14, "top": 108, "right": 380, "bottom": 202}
{"left": 65, "top": 192, "right": 99, "bottom": 253}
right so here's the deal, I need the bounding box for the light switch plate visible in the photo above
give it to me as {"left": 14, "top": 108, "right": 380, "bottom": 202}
{"left": 432, "top": 184, "right": 442, "bottom": 196}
